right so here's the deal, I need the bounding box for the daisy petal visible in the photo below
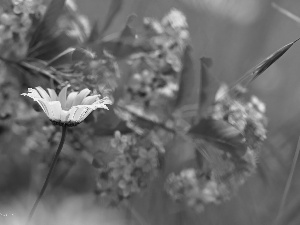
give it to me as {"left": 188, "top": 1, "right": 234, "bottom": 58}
{"left": 36, "top": 99, "right": 50, "bottom": 117}
{"left": 73, "top": 107, "right": 87, "bottom": 121}
{"left": 21, "top": 88, "right": 42, "bottom": 100}
{"left": 72, "top": 88, "right": 91, "bottom": 106}
{"left": 35, "top": 87, "right": 51, "bottom": 101}
{"left": 78, "top": 108, "right": 94, "bottom": 123}
{"left": 47, "top": 101, "right": 62, "bottom": 121}
{"left": 47, "top": 88, "right": 58, "bottom": 101}
{"left": 60, "top": 110, "right": 69, "bottom": 122}
{"left": 81, "top": 95, "right": 99, "bottom": 105}
{"left": 65, "top": 92, "right": 78, "bottom": 110}
{"left": 58, "top": 86, "right": 68, "bottom": 110}
{"left": 67, "top": 107, "right": 79, "bottom": 122}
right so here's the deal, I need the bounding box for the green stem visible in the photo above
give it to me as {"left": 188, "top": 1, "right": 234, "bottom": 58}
{"left": 26, "top": 126, "right": 67, "bottom": 225}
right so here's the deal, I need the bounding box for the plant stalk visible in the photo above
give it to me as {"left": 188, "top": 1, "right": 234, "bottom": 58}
{"left": 26, "top": 126, "right": 67, "bottom": 225}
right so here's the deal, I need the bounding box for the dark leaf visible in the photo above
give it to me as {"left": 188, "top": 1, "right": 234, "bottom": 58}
{"left": 198, "top": 57, "right": 219, "bottom": 115}
{"left": 99, "top": 0, "right": 123, "bottom": 37}
{"left": 175, "top": 56, "right": 218, "bottom": 126}
{"left": 118, "top": 14, "right": 136, "bottom": 40}
{"left": 71, "top": 48, "right": 96, "bottom": 62}
{"left": 200, "top": 57, "right": 213, "bottom": 67}
{"left": 47, "top": 47, "right": 96, "bottom": 66}
{"left": 194, "top": 139, "right": 250, "bottom": 184}
{"left": 173, "top": 47, "right": 201, "bottom": 126}
{"left": 176, "top": 47, "right": 196, "bottom": 108}
{"left": 92, "top": 109, "right": 124, "bottom": 135}
{"left": 99, "top": 39, "right": 149, "bottom": 59}
{"left": 97, "top": 15, "right": 141, "bottom": 58}
{"left": 229, "top": 38, "right": 300, "bottom": 90}
{"left": 189, "top": 118, "right": 247, "bottom": 157}
{"left": 30, "top": 33, "right": 78, "bottom": 62}
{"left": 199, "top": 58, "right": 213, "bottom": 108}
{"left": 195, "top": 140, "right": 231, "bottom": 178}
{"left": 29, "top": 0, "right": 66, "bottom": 53}
{"left": 92, "top": 157, "right": 103, "bottom": 169}
{"left": 88, "top": 21, "right": 100, "bottom": 43}
{"left": 20, "top": 60, "right": 62, "bottom": 84}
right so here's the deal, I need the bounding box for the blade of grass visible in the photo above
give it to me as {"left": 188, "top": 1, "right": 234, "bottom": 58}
{"left": 99, "top": 0, "right": 123, "bottom": 38}
{"left": 274, "top": 136, "right": 300, "bottom": 225}
{"left": 229, "top": 38, "right": 300, "bottom": 92}
{"left": 272, "top": 3, "right": 300, "bottom": 24}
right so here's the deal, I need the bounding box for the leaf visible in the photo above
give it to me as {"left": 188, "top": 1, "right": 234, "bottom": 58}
{"left": 199, "top": 57, "right": 212, "bottom": 106}
{"left": 92, "top": 110, "right": 126, "bottom": 136}
{"left": 99, "top": 0, "right": 123, "bottom": 37}
{"left": 97, "top": 15, "right": 141, "bottom": 58}
{"left": 29, "top": 0, "right": 66, "bottom": 53}
{"left": 71, "top": 47, "right": 96, "bottom": 62}
{"left": 175, "top": 56, "right": 219, "bottom": 126}
{"left": 189, "top": 118, "right": 247, "bottom": 157}
{"left": 20, "top": 60, "right": 62, "bottom": 85}
{"left": 193, "top": 139, "right": 250, "bottom": 185}
{"left": 88, "top": 21, "right": 100, "bottom": 43}
{"left": 29, "top": 33, "right": 78, "bottom": 61}
{"left": 47, "top": 47, "right": 96, "bottom": 66}
{"left": 46, "top": 47, "right": 75, "bottom": 66}
{"left": 194, "top": 140, "right": 233, "bottom": 178}
{"left": 176, "top": 47, "right": 196, "bottom": 108}
{"left": 198, "top": 57, "right": 219, "bottom": 115}
{"left": 229, "top": 38, "right": 300, "bottom": 90}
{"left": 92, "top": 151, "right": 107, "bottom": 169}
{"left": 118, "top": 14, "right": 136, "bottom": 39}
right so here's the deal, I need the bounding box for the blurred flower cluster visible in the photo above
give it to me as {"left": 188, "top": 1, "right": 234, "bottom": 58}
{"left": 165, "top": 168, "right": 230, "bottom": 212}
{"left": 0, "top": 0, "right": 45, "bottom": 59}
{"left": 95, "top": 131, "right": 161, "bottom": 205}
{"left": 58, "top": 50, "right": 119, "bottom": 101}
{"left": 212, "top": 84, "right": 267, "bottom": 150}
{"left": 20, "top": 122, "right": 58, "bottom": 155}
{"left": 121, "top": 9, "right": 190, "bottom": 123}
{"left": 165, "top": 84, "right": 267, "bottom": 212}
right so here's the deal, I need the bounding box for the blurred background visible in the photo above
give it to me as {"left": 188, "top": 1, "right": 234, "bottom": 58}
{"left": 75, "top": 0, "right": 300, "bottom": 129}
{"left": 2, "top": 0, "right": 300, "bottom": 224}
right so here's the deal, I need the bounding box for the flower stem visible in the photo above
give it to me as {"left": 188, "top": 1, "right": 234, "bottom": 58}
{"left": 26, "top": 126, "right": 67, "bottom": 225}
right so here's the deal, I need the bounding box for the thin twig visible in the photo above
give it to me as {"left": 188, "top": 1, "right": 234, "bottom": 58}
{"left": 20, "top": 61, "right": 62, "bottom": 84}
{"left": 47, "top": 47, "right": 76, "bottom": 66}
{"left": 274, "top": 136, "right": 300, "bottom": 225}
{"left": 26, "top": 126, "right": 67, "bottom": 225}
{"left": 272, "top": 3, "right": 300, "bottom": 23}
